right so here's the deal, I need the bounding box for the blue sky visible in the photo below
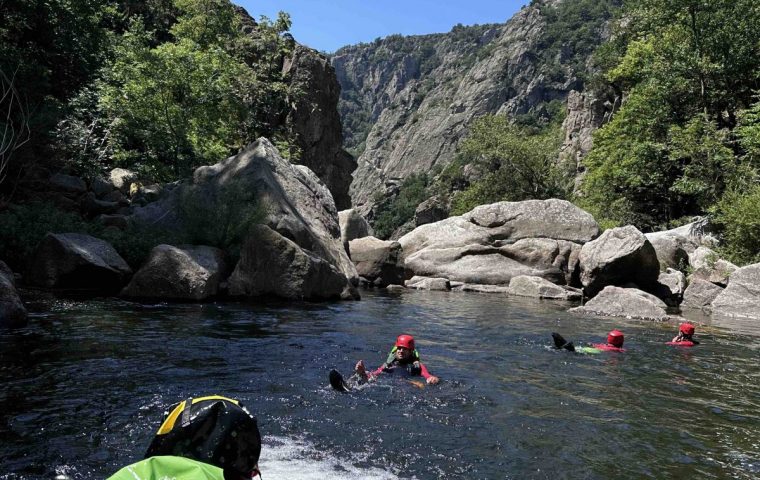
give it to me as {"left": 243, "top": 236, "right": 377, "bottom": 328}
{"left": 235, "top": 1, "right": 529, "bottom": 53}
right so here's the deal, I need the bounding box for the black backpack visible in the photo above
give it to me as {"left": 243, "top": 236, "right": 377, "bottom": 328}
{"left": 145, "top": 395, "right": 261, "bottom": 479}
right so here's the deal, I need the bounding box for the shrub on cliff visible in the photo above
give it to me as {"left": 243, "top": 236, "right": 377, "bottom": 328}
{"left": 372, "top": 174, "right": 429, "bottom": 239}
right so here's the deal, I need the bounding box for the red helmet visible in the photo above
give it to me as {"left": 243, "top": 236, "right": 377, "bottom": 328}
{"left": 679, "top": 323, "right": 695, "bottom": 336}
{"left": 607, "top": 330, "right": 624, "bottom": 348}
{"left": 395, "top": 334, "right": 415, "bottom": 350}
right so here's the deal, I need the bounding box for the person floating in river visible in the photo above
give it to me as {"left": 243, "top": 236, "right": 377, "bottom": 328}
{"left": 666, "top": 322, "right": 699, "bottom": 346}
{"left": 551, "top": 329, "right": 626, "bottom": 353}
{"left": 354, "top": 334, "right": 440, "bottom": 385}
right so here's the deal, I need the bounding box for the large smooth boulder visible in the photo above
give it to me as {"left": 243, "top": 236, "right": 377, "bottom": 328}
{"left": 508, "top": 275, "right": 582, "bottom": 301}
{"left": 710, "top": 263, "right": 760, "bottom": 319}
{"left": 651, "top": 268, "right": 687, "bottom": 306}
{"left": 398, "top": 199, "right": 598, "bottom": 286}
{"left": 228, "top": 225, "right": 356, "bottom": 300}
{"left": 130, "top": 138, "right": 359, "bottom": 296}
{"left": 339, "top": 209, "right": 371, "bottom": 254}
{"left": 121, "top": 245, "right": 228, "bottom": 301}
{"left": 681, "top": 278, "right": 723, "bottom": 310}
{"left": 688, "top": 247, "right": 738, "bottom": 286}
{"left": 579, "top": 226, "right": 660, "bottom": 297}
{"left": 348, "top": 236, "right": 404, "bottom": 287}
{"left": 0, "top": 261, "right": 27, "bottom": 328}
{"left": 570, "top": 286, "right": 669, "bottom": 321}
{"left": 27, "top": 233, "right": 132, "bottom": 292}
{"left": 645, "top": 232, "right": 695, "bottom": 271}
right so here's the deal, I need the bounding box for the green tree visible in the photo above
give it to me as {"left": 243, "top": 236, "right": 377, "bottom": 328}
{"left": 97, "top": 1, "right": 295, "bottom": 180}
{"left": 580, "top": 0, "right": 760, "bottom": 228}
{"left": 450, "top": 115, "right": 570, "bottom": 215}
{"left": 0, "top": 0, "right": 115, "bottom": 193}
{"left": 373, "top": 174, "right": 429, "bottom": 239}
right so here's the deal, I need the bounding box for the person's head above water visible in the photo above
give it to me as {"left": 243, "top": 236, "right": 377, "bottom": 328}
{"left": 607, "top": 329, "right": 624, "bottom": 348}
{"left": 394, "top": 334, "right": 416, "bottom": 361}
{"left": 679, "top": 322, "right": 695, "bottom": 338}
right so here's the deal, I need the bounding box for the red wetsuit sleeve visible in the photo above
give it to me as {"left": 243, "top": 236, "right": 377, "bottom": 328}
{"left": 371, "top": 365, "right": 386, "bottom": 376}
{"left": 419, "top": 362, "right": 433, "bottom": 380}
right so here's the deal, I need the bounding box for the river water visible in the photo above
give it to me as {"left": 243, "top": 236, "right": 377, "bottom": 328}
{"left": 1, "top": 290, "right": 758, "bottom": 479}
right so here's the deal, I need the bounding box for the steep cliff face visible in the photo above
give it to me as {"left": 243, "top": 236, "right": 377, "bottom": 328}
{"left": 237, "top": 7, "right": 356, "bottom": 210}
{"left": 285, "top": 46, "right": 356, "bottom": 210}
{"left": 333, "top": 0, "right": 618, "bottom": 211}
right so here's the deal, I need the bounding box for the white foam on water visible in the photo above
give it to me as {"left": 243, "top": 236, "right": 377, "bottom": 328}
{"left": 258, "top": 435, "right": 400, "bottom": 480}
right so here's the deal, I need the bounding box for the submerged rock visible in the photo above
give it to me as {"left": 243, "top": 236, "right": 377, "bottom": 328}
{"left": 27, "top": 233, "right": 132, "bottom": 293}
{"left": 121, "top": 245, "right": 228, "bottom": 301}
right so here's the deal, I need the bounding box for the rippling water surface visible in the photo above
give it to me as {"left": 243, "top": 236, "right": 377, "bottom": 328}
{"left": 1, "top": 290, "right": 759, "bottom": 479}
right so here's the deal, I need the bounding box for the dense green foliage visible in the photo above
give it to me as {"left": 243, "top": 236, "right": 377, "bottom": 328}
{"left": 532, "top": 0, "right": 622, "bottom": 84}
{"left": 579, "top": 0, "right": 760, "bottom": 261}
{"left": 0, "top": 184, "right": 264, "bottom": 269}
{"left": 1, "top": 0, "right": 299, "bottom": 192}
{"left": 449, "top": 115, "right": 569, "bottom": 215}
{"left": 372, "top": 174, "right": 430, "bottom": 239}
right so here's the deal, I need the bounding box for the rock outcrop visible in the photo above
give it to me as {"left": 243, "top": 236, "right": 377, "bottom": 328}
{"left": 335, "top": 2, "right": 616, "bottom": 212}
{"left": 228, "top": 225, "right": 355, "bottom": 300}
{"left": 645, "top": 232, "right": 695, "bottom": 271}
{"left": 121, "top": 245, "right": 228, "bottom": 301}
{"left": 570, "top": 286, "right": 670, "bottom": 321}
{"left": 26, "top": 233, "right": 132, "bottom": 292}
{"left": 405, "top": 276, "right": 451, "bottom": 291}
{"left": 579, "top": 226, "right": 660, "bottom": 297}
{"left": 130, "top": 138, "right": 359, "bottom": 300}
{"left": 681, "top": 278, "right": 723, "bottom": 310}
{"left": 0, "top": 261, "right": 27, "bottom": 328}
{"left": 348, "top": 236, "right": 404, "bottom": 287}
{"left": 399, "top": 199, "right": 599, "bottom": 286}
{"left": 339, "top": 209, "right": 371, "bottom": 254}
{"left": 508, "top": 275, "right": 582, "bottom": 301}
{"left": 710, "top": 263, "right": 760, "bottom": 319}
{"left": 688, "top": 247, "right": 738, "bottom": 286}
{"left": 285, "top": 45, "right": 356, "bottom": 210}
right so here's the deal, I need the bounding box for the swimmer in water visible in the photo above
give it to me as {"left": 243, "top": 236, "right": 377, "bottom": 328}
{"left": 667, "top": 322, "right": 699, "bottom": 346}
{"left": 551, "top": 330, "right": 626, "bottom": 353}
{"left": 354, "top": 334, "right": 440, "bottom": 385}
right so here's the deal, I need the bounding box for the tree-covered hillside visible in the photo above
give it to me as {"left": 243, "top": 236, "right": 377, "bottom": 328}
{"left": 580, "top": 0, "right": 760, "bottom": 263}
{"left": 0, "top": 0, "right": 297, "bottom": 192}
